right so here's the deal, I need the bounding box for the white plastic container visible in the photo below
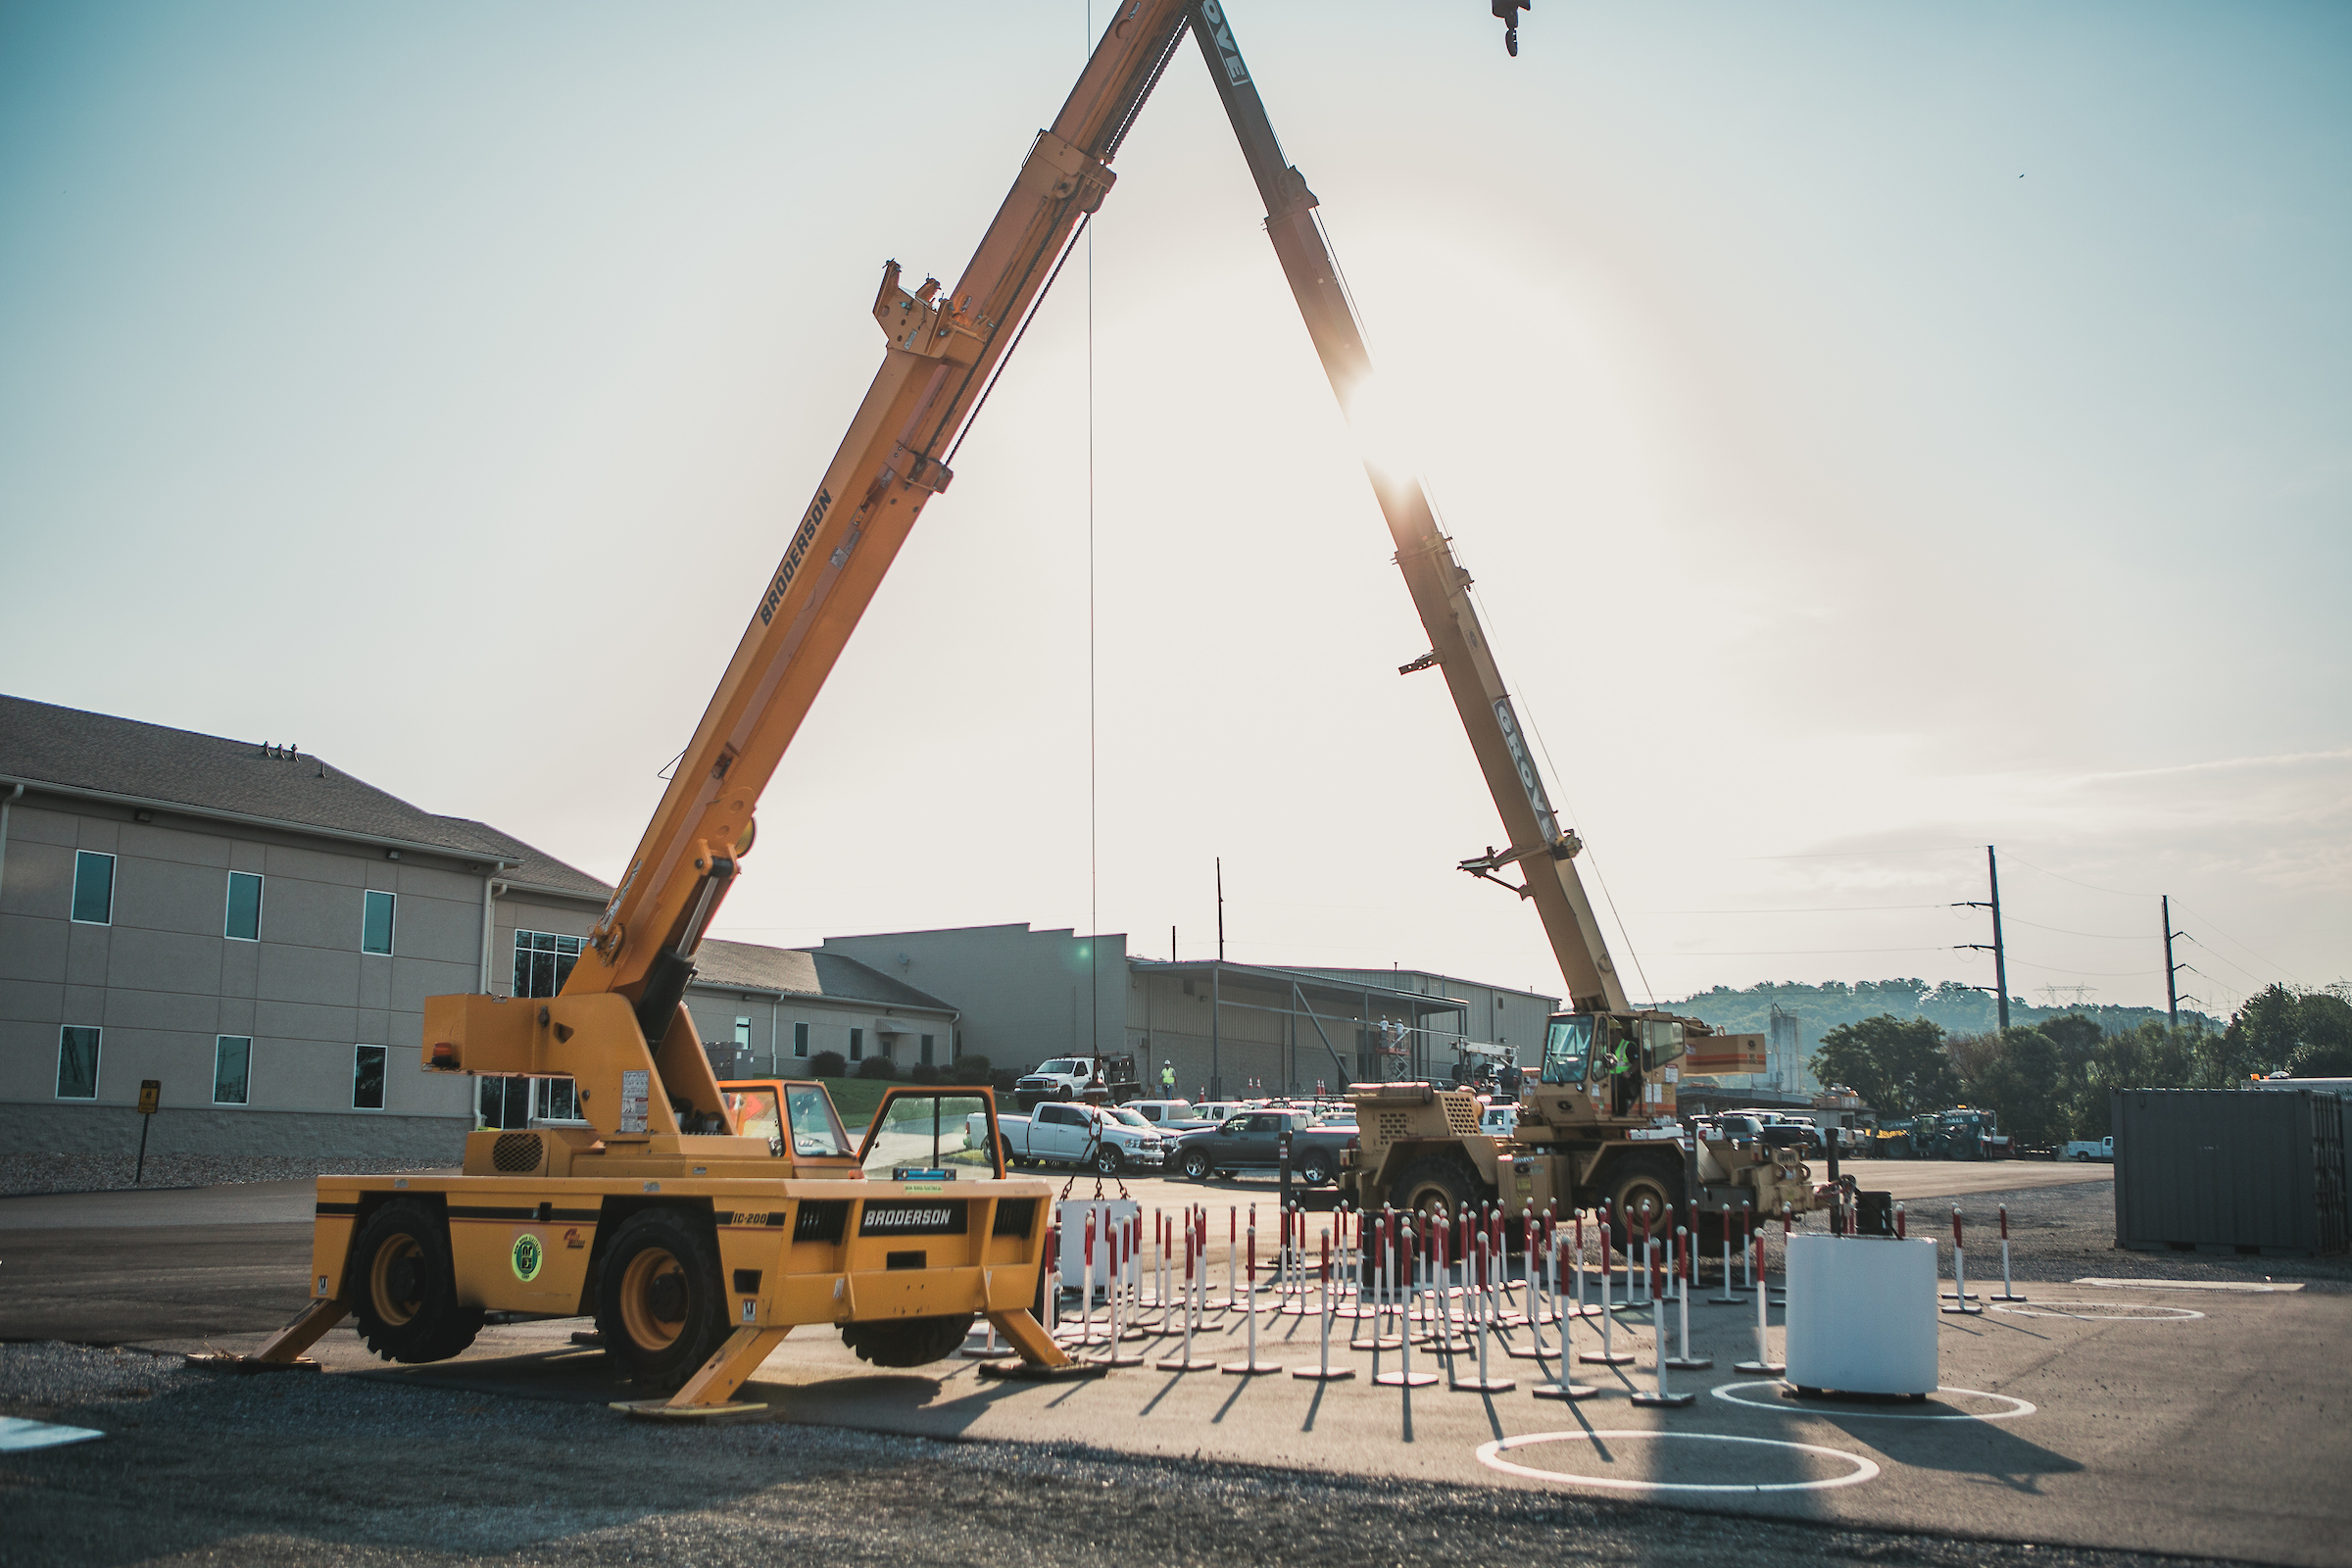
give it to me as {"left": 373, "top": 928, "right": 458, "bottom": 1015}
{"left": 1056, "top": 1199, "right": 1142, "bottom": 1297}
{"left": 1783, "top": 1234, "right": 1938, "bottom": 1395}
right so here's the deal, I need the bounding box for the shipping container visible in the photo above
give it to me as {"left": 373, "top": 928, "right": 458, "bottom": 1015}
{"left": 2114, "top": 1089, "right": 2347, "bottom": 1255}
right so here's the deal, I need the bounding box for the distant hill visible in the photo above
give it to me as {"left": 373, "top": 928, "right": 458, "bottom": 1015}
{"left": 1658, "top": 978, "right": 2212, "bottom": 1072}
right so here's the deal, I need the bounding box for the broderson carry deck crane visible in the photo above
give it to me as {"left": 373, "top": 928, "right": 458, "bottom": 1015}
{"left": 234, "top": 0, "right": 1208, "bottom": 1410}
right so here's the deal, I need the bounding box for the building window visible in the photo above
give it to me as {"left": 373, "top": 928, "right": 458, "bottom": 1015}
{"left": 479, "top": 1075, "right": 530, "bottom": 1129}
{"left": 71, "top": 851, "right": 114, "bottom": 925}
{"left": 794, "top": 1022, "right": 808, "bottom": 1058}
{"left": 850, "top": 1028, "right": 863, "bottom": 1062}
{"left": 353, "top": 1045, "right": 387, "bottom": 1109}
{"left": 214, "top": 1036, "right": 252, "bottom": 1104}
{"left": 539, "top": 1077, "right": 578, "bottom": 1122}
{"left": 361, "top": 891, "right": 396, "bottom": 956}
{"left": 224, "top": 871, "right": 263, "bottom": 942}
{"left": 513, "top": 930, "right": 583, "bottom": 998}
{"left": 734, "top": 1016, "right": 752, "bottom": 1050}
{"left": 56, "top": 1026, "right": 101, "bottom": 1100}
{"left": 921, "top": 1034, "right": 935, "bottom": 1066}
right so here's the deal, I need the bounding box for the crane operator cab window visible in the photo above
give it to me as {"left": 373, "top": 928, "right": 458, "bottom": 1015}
{"left": 1541, "top": 1015, "right": 1593, "bottom": 1086}
{"left": 721, "top": 1085, "right": 851, "bottom": 1159}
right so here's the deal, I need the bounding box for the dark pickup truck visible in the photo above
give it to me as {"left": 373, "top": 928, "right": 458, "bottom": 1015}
{"left": 1171, "top": 1110, "right": 1358, "bottom": 1185}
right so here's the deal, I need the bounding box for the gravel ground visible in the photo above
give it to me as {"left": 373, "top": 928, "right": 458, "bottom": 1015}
{"left": 0, "top": 1342, "right": 2281, "bottom": 1568}
{"left": 0, "top": 1153, "right": 450, "bottom": 1198}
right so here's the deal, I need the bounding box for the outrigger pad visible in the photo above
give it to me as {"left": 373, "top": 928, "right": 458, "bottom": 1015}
{"left": 975, "top": 1358, "right": 1111, "bottom": 1383}
{"left": 610, "top": 1399, "right": 770, "bottom": 1423}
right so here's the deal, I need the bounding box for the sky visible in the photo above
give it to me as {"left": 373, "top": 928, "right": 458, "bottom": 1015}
{"left": 2, "top": 0, "right": 2344, "bottom": 1019}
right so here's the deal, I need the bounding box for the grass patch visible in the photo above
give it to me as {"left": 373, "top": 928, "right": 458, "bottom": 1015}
{"left": 814, "top": 1077, "right": 895, "bottom": 1127}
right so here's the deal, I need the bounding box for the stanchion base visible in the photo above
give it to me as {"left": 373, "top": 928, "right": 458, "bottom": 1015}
{"left": 1942, "top": 1292, "right": 1983, "bottom": 1302}
{"left": 612, "top": 1399, "right": 768, "bottom": 1422}
{"left": 1372, "top": 1370, "right": 1441, "bottom": 1387}
{"left": 1450, "top": 1377, "right": 1516, "bottom": 1393}
{"left": 1098, "top": 1350, "right": 1147, "bottom": 1367}
{"left": 1534, "top": 1381, "right": 1602, "bottom": 1401}
{"left": 977, "top": 1359, "right": 1111, "bottom": 1383}
{"left": 1706, "top": 1295, "right": 1750, "bottom": 1305}
{"left": 1664, "top": 1356, "right": 1714, "bottom": 1371}
{"left": 1348, "top": 1336, "right": 1404, "bottom": 1351}
{"left": 1278, "top": 1302, "right": 1313, "bottom": 1316}
{"left": 1939, "top": 1304, "right": 1984, "bottom": 1315}
{"left": 1991, "top": 1293, "right": 2029, "bottom": 1302}
{"left": 1220, "top": 1361, "right": 1283, "bottom": 1376}
{"left": 1579, "top": 1351, "right": 1637, "bottom": 1366}
{"left": 1154, "top": 1356, "right": 1219, "bottom": 1372}
{"left": 1629, "top": 1390, "right": 1696, "bottom": 1407}
{"left": 1291, "top": 1365, "right": 1356, "bottom": 1380}
{"left": 1503, "top": 1345, "right": 1552, "bottom": 1360}
{"left": 1115, "top": 1327, "right": 1150, "bottom": 1342}
{"left": 1733, "top": 1359, "right": 1785, "bottom": 1376}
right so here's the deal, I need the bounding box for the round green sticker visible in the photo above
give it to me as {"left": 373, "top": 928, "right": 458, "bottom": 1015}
{"left": 511, "top": 1232, "right": 544, "bottom": 1283}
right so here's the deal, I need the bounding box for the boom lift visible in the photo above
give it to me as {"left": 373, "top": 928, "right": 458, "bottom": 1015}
{"left": 1183, "top": 3, "right": 1847, "bottom": 1240}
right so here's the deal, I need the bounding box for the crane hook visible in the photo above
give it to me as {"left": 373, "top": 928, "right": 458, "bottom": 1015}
{"left": 1491, "top": 0, "right": 1529, "bottom": 57}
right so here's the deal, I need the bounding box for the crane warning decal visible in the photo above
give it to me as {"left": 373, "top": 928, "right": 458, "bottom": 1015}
{"left": 759, "top": 487, "right": 833, "bottom": 625}
{"left": 858, "top": 1200, "right": 969, "bottom": 1238}
{"left": 1200, "top": 2, "right": 1250, "bottom": 86}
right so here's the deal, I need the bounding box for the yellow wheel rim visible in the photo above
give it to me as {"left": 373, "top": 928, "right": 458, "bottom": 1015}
{"left": 619, "top": 1247, "right": 686, "bottom": 1350}
{"left": 368, "top": 1235, "right": 423, "bottom": 1326}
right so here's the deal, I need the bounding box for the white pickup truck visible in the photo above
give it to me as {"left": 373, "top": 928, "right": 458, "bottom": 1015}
{"left": 2062, "top": 1135, "right": 2114, "bottom": 1162}
{"left": 969, "top": 1102, "right": 1168, "bottom": 1177}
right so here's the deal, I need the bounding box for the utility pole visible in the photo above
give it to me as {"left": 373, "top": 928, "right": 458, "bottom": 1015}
{"left": 1954, "top": 844, "right": 2012, "bottom": 1031}
{"left": 2163, "top": 896, "right": 2183, "bottom": 1030}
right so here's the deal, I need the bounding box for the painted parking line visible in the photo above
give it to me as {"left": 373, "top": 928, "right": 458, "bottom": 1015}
{"left": 1990, "top": 1299, "right": 2204, "bottom": 1321}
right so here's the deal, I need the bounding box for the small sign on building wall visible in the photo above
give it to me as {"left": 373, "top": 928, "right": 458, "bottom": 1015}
{"left": 136, "top": 1079, "right": 161, "bottom": 1116}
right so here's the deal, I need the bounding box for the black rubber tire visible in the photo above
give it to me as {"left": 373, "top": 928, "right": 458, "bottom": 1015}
{"left": 1599, "top": 1153, "right": 1685, "bottom": 1257}
{"left": 1001, "top": 1138, "right": 1017, "bottom": 1167}
{"left": 348, "top": 1199, "right": 483, "bottom": 1364}
{"left": 1298, "top": 1152, "right": 1334, "bottom": 1187}
{"left": 1055, "top": 1085, "right": 1073, "bottom": 1102}
{"left": 1181, "top": 1149, "right": 1213, "bottom": 1181}
{"left": 840, "top": 1313, "right": 976, "bottom": 1368}
{"left": 595, "top": 1207, "right": 730, "bottom": 1392}
{"left": 1094, "top": 1145, "right": 1124, "bottom": 1177}
{"left": 1390, "top": 1154, "right": 1481, "bottom": 1223}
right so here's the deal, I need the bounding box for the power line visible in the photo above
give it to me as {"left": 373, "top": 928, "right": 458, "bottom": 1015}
{"left": 1627, "top": 903, "right": 1951, "bottom": 915}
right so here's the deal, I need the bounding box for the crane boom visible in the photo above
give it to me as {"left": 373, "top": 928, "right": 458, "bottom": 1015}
{"left": 564, "top": 1, "right": 1194, "bottom": 1052}
{"left": 1182, "top": 1, "right": 1630, "bottom": 1014}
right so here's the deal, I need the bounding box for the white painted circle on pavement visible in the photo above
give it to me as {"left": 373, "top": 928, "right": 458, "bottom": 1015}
{"left": 1989, "top": 1299, "right": 2204, "bottom": 1321}
{"left": 1710, "top": 1381, "right": 2035, "bottom": 1421}
{"left": 1475, "top": 1430, "right": 1879, "bottom": 1494}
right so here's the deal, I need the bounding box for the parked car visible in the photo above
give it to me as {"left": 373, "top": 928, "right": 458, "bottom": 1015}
{"left": 978, "top": 1102, "right": 1166, "bottom": 1175}
{"left": 1171, "top": 1110, "right": 1358, "bottom": 1185}
{"left": 1126, "top": 1099, "right": 1217, "bottom": 1135}
{"left": 2062, "top": 1136, "right": 2115, "bottom": 1162}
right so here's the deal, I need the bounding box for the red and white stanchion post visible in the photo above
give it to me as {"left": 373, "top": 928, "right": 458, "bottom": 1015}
{"left": 1535, "top": 1221, "right": 1600, "bottom": 1400}
{"left": 1104, "top": 1217, "right": 1144, "bottom": 1365}
{"left": 1941, "top": 1205, "right": 1983, "bottom": 1314}
{"left": 1992, "top": 1203, "right": 2026, "bottom": 1301}
{"left": 1734, "top": 1218, "right": 1783, "bottom": 1375}
{"left": 1581, "top": 1216, "right": 1634, "bottom": 1368}
{"left": 1666, "top": 1224, "right": 1711, "bottom": 1370}
{"left": 1292, "top": 1231, "right": 1353, "bottom": 1381}
{"left": 1453, "top": 1225, "right": 1514, "bottom": 1393}
{"left": 1630, "top": 1218, "right": 1695, "bottom": 1408}
{"left": 1158, "top": 1212, "right": 1214, "bottom": 1371}
{"left": 1508, "top": 1211, "right": 1548, "bottom": 1360}
{"left": 1223, "top": 1213, "right": 1280, "bottom": 1374}
{"left": 1042, "top": 1219, "right": 1060, "bottom": 1340}
{"left": 1375, "top": 1214, "right": 1439, "bottom": 1389}
{"left": 1709, "top": 1201, "right": 1745, "bottom": 1304}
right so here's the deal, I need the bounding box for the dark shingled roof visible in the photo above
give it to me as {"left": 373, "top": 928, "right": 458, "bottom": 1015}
{"left": 0, "top": 693, "right": 609, "bottom": 901}
{"left": 693, "top": 939, "right": 956, "bottom": 1013}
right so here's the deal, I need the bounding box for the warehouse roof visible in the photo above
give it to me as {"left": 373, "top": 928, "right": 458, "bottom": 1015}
{"left": 691, "top": 939, "right": 956, "bottom": 1013}
{"left": 0, "top": 693, "right": 608, "bottom": 901}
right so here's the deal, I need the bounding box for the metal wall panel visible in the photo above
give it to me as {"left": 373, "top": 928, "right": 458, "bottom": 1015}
{"left": 2115, "top": 1089, "right": 2348, "bottom": 1254}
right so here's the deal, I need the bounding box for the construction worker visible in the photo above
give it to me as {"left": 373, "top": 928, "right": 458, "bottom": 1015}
{"left": 1160, "top": 1059, "right": 1176, "bottom": 1094}
{"left": 1610, "top": 1030, "right": 1638, "bottom": 1117}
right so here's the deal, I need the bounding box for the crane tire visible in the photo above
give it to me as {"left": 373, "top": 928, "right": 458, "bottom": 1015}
{"left": 596, "top": 1207, "right": 729, "bottom": 1391}
{"left": 841, "top": 1313, "right": 976, "bottom": 1369}
{"left": 1390, "top": 1154, "right": 1482, "bottom": 1223}
{"left": 349, "top": 1199, "right": 483, "bottom": 1364}
{"left": 1600, "top": 1153, "right": 1686, "bottom": 1258}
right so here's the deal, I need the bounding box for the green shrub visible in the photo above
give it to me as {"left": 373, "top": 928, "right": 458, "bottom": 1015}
{"left": 855, "top": 1056, "right": 898, "bottom": 1081}
{"left": 809, "top": 1051, "right": 846, "bottom": 1079}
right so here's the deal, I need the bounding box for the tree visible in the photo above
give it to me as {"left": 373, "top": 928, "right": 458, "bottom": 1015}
{"left": 1966, "top": 1027, "right": 2069, "bottom": 1145}
{"left": 1810, "top": 1014, "right": 1960, "bottom": 1119}
{"left": 2225, "top": 984, "right": 2352, "bottom": 1080}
